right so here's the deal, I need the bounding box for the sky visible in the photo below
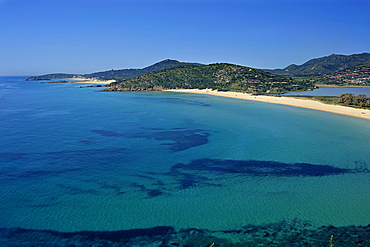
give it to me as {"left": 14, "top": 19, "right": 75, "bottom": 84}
{"left": 0, "top": 0, "right": 369, "bottom": 76}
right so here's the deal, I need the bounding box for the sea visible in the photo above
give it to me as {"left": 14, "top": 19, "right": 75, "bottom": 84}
{"left": 0, "top": 76, "right": 369, "bottom": 245}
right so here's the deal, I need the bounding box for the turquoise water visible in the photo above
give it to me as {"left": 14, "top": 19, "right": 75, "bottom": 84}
{"left": 0, "top": 76, "right": 369, "bottom": 233}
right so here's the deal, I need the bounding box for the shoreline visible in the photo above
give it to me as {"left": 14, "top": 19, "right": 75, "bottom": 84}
{"left": 69, "top": 78, "right": 115, "bottom": 85}
{"left": 165, "top": 89, "right": 370, "bottom": 120}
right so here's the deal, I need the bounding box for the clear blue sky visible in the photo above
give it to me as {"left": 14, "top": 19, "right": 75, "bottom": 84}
{"left": 1, "top": 0, "right": 369, "bottom": 76}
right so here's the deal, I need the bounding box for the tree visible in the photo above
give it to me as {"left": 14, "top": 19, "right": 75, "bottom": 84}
{"left": 338, "top": 93, "right": 354, "bottom": 105}
{"left": 353, "top": 94, "right": 366, "bottom": 105}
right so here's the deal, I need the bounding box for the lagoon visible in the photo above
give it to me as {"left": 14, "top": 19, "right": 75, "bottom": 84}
{"left": 284, "top": 86, "right": 370, "bottom": 96}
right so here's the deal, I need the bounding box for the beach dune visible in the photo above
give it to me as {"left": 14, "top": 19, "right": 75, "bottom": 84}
{"left": 166, "top": 89, "right": 370, "bottom": 120}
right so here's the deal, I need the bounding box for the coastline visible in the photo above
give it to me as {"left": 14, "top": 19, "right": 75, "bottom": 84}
{"left": 70, "top": 78, "right": 115, "bottom": 84}
{"left": 165, "top": 89, "right": 370, "bottom": 120}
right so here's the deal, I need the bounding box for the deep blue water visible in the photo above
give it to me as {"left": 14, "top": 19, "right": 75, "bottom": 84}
{"left": 0, "top": 76, "right": 369, "bottom": 233}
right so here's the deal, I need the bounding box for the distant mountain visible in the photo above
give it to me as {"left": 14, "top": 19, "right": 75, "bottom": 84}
{"left": 25, "top": 59, "right": 203, "bottom": 81}
{"left": 318, "top": 61, "right": 370, "bottom": 86}
{"left": 84, "top": 59, "right": 203, "bottom": 79}
{"left": 25, "top": 73, "right": 83, "bottom": 81}
{"left": 264, "top": 53, "right": 370, "bottom": 77}
{"left": 106, "top": 63, "right": 315, "bottom": 94}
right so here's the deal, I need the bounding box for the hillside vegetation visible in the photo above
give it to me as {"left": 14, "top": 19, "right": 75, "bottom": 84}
{"left": 26, "top": 53, "right": 370, "bottom": 88}
{"left": 318, "top": 61, "right": 370, "bottom": 86}
{"left": 106, "top": 63, "right": 315, "bottom": 94}
{"left": 264, "top": 53, "right": 370, "bottom": 77}
{"left": 86, "top": 59, "right": 203, "bottom": 79}
{"left": 26, "top": 59, "right": 202, "bottom": 81}
{"left": 25, "top": 73, "right": 83, "bottom": 81}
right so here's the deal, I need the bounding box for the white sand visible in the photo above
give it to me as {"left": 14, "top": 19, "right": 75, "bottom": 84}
{"left": 165, "top": 89, "right": 370, "bottom": 120}
{"left": 69, "top": 78, "right": 116, "bottom": 84}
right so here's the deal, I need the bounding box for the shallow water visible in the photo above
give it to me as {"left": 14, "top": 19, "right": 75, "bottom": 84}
{"left": 0, "top": 77, "right": 369, "bottom": 234}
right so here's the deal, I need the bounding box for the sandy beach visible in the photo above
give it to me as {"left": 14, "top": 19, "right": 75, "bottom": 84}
{"left": 69, "top": 78, "right": 116, "bottom": 85}
{"left": 166, "top": 89, "right": 370, "bottom": 120}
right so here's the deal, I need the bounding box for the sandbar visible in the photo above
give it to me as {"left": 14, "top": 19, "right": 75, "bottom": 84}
{"left": 69, "top": 78, "right": 116, "bottom": 85}
{"left": 165, "top": 89, "right": 370, "bottom": 120}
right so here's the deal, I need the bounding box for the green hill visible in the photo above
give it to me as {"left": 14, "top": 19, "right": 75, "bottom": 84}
{"left": 106, "top": 63, "right": 315, "bottom": 94}
{"left": 84, "top": 59, "right": 203, "bottom": 79}
{"left": 264, "top": 53, "right": 370, "bottom": 77}
{"left": 318, "top": 61, "right": 370, "bottom": 86}
{"left": 25, "top": 59, "right": 202, "bottom": 81}
{"left": 25, "top": 73, "right": 83, "bottom": 81}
